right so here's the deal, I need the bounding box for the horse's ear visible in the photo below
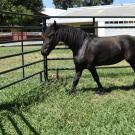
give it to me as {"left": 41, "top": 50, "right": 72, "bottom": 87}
{"left": 53, "top": 20, "right": 57, "bottom": 30}
{"left": 54, "top": 20, "right": 56, "bottom": 26}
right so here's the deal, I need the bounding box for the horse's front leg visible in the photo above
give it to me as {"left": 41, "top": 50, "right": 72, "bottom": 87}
{"left": 69, "top": 67, "right": 83, "bottom": 95}
{"left": 89, "top": 66, "right": 104, "bottom": 94}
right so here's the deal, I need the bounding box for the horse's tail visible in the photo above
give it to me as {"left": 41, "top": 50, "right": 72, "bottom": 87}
{"left": 123, "top": 36, "right": 134, "bottom": 61}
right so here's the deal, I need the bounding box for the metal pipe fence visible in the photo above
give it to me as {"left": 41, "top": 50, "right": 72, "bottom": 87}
{"left": 0, "top": 11, "right": 47, "bottom": 90}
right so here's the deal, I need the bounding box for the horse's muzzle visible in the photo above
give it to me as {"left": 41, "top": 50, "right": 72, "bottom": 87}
{"left": 41, "top": 46, "right": 45, "bottom": 55}
{"left": 41, "top": 43, "right": 49, "bottom": 56}
{"left": 41, "top": 48, "right": 49, "bottom": 56}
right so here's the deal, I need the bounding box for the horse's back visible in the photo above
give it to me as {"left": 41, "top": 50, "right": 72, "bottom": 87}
{"left": 85, "top": 35, "right": 135, "bottom": 66}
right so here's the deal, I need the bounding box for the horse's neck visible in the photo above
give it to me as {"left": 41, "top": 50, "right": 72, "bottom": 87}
{"left": 57, "top": 27, "right": 86, "bottom": 51}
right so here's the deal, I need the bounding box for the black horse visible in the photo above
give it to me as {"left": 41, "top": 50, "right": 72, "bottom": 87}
{"left": 41, "top": 21, "right": 135, "bottom": 95}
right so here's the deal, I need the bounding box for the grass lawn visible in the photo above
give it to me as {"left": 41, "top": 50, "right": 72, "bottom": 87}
{"left": 0, "top": 46, "right": 135, "bottom": 135}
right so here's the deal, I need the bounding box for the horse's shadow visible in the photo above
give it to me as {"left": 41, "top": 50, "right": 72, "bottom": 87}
{"left": 81, "top": 84, "right": 134, "bottom": 93}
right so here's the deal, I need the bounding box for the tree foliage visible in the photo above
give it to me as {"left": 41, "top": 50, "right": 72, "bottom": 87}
{"left": 10, "top": 0, "right": 43, "bottom": 13}
{"left": 53, "top": 0, "right": 82, "bottom": 9}
{"left": 53, "top": 0, "right": 113, "bottom": 9}
{"left": 0, "top": 0, "right": 43, "bottom": 25}
{"left": 85, "top": 0, "right": 113, "bottom": 6}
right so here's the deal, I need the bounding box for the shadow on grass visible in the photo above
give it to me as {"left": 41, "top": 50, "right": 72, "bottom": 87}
{"left": 7, "top": 114, "right": 23, "bottom": 135}
{"left": 18, "top": 112, "right": 40, "bottom": 135}
{"left": 64, "top": 69, "right": 134, "bottom": 93}
{"left": 0, "top": 82, "right": 52, "bottom": 112}
{"left": 0, "top": 84, "right": 44, "bottom": 134}
{"left": 0, "top": 119, "right": 8, "bottom": 135}
{"left": 84, "top": 70, "right": 133, "bottom": 79}
{"left": 82, "top": 84, "right": 134, "bottom": 93}
{"left": 0, "top": 111, "right": 40, "bottom": 135}
{"left": 0, "top": 78, "right": 65, "bottom": 112}
{"left": 0, "top": 71, "right": 133, "bottom": 111}
{"left": 0, "top": 72, "right": 134, "bottom": 134}
{"left": 0, "top": 80, "right": 59, "bottom": 134}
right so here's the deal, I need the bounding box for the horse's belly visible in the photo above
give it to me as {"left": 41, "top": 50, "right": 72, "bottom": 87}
{"left": 94, "top": 55, "right": 124, "bottom": 66}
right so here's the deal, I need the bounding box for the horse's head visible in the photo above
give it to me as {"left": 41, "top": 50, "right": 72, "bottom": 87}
{"left": 41, "top": 21, "right": 58, "bottom": 56}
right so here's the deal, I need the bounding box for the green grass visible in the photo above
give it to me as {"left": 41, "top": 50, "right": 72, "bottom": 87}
{"left": 0, "top": 46, "right": 135, "bottom": 135}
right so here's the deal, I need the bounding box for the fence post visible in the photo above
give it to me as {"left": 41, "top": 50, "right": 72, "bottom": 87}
{"left": 21, "top": 14, "right": 25, "bottom": 78}
{"left": 93, "top": 17, "right": 96, "bottom": 36}
{"left": 42, "top": 16, "right": 48, "bottom": 81}
{"left": 56, "top": 69, "right": 59, "bottom": 79}
{"left": 40, "top": 72, "right": 43, "bottom": 82}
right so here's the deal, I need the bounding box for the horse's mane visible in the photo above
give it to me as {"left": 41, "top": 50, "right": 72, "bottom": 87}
{"left": 55, "top": 24, "right": 93, "bottom": 48}
{"left": 57, "top": 24, "right": 88, "bottom": 39}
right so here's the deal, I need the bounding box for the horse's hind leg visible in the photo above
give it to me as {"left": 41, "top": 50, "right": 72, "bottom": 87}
{"left": 89, "top": 66, "right": 104, "bottom": 94}
{"left": 126, "top": 58, "right": 135, "bottom": 87}
{"left": 130, "top": 62, "right": 135, "bottom": 88}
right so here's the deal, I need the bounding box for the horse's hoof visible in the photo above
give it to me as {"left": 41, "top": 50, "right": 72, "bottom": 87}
{"left": 96, "top": 88, "right": 105, "bottom": 95}
{"left": 68, "top": 90, "right": 76, "bottom": 95}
